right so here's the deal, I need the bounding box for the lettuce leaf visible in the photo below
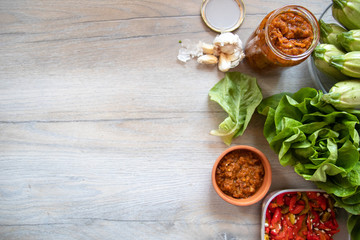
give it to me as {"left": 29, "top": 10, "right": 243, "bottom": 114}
{"left": 257, "top": 87, "right": 360, "bottom": 215}
{"left": 209, "top": 72, "right": 263, "bottom": 145}
{"left": 348, "top": 214, "right": 360, "bottom": 240}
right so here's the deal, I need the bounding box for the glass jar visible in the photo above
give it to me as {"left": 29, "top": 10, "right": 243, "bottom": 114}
{"left": 244, "top": 5, "right": 320, "bottom": 70}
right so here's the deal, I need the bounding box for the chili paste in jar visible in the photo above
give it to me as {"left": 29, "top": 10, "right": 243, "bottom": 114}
{"left": 244, "top": 5, "right": 319, "bottom": 70}
{"left": 215, "top": 150, "right": 264, "bottom": 199}
{"left": 268, "top": 12, "right": 314, "bottom": 56}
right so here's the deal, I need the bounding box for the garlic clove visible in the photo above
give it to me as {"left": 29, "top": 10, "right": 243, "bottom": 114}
{"left": 199, "top": 42, "right": 216, "bottom": 55}
{"left": 218, "top": 53, "right": 232, "bottom": 72}
{"left": 197, "top": 54, "right": 218, "bottom": 64}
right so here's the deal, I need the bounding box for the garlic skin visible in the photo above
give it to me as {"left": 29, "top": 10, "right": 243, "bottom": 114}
{"left": 177, "top": 39, "right": 203, "bottom": 62}
{"left": 213, "top": 32, "right": 243, "bottom": 55}
{"left": 197, "top": 54, "right": 218, "bottom": 64}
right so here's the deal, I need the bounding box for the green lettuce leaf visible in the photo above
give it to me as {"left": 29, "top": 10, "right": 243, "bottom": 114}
{"left": 209, "top": 72, "right": 263, "bottom": 145}
{"left": 348, "top": 214, "right": 360, "bottom": 240}
{"left": 257, "top": 87, "right": 360, "bottom": 215}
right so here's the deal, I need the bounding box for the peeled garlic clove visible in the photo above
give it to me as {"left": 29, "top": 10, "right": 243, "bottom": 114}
{"left": 199, "top": 42, "right": 216, "bottom": 55}
{"left": 197, "top": 54, "right": 218, "bottom": 64}
{"left": 218, "top": 53, "right": 232, "bottom": 72}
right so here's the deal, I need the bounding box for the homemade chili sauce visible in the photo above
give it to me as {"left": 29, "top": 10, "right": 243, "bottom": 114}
{"left": 268, "top": 12, "right": 313, "bottom": 55}
{"left": 244, "top": 5, "right": 319, "bottom": 70}
{"left": 215, "top": 149, "right": 265, "bottom": 199}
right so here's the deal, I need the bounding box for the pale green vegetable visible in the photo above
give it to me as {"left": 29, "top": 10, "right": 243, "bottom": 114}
{"left": 332, "top": 0, "right": 360, "bottom": 30}
{"left": 257, "top": 87, "right": 360, "bottom": 215}
{"left": 338, "top": 29, "right": 360, "bottom": 52}
{"left": 330, "top": 51, "right": 360, "bottom": 78}
{"left": 209, "top": 72, "right": 263, "bottom": 145}
{"left": 322, "top": 80, "right": 360, "bottom": 109}
{"left": 312, "top": 44, "right": 347, "bottom": 80}
{"left": 320, "top": 20, "right": 347, "bottom": 50}
{"left": 347, "top": 214, "right": 360, "bottom": 240}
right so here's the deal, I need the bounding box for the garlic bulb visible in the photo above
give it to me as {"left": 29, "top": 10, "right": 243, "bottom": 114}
{"left": 177, "top": 32, "right": 245, "bottom": 72}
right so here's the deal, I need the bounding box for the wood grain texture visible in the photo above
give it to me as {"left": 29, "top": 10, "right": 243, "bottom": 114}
{"left": 0, "top": 0, "right": 333, "bottom": 239}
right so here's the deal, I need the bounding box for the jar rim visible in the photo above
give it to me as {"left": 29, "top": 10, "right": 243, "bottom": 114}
{"left": 200, "top": 0, "right": 246, "bottom": 33}
{"left": 264, "top": 5, "right": 320, "bottom": 61}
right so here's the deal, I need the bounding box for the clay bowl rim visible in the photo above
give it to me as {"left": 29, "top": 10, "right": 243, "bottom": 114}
{"left": 211, "top": 145, "right": 272, "bottom": 206}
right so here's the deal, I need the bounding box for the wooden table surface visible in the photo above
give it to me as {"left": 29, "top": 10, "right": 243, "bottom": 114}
{"left": 0, "top": 0, "right": 336, "bottom": 239}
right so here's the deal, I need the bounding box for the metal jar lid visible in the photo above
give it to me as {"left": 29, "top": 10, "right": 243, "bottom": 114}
{"left": 201, "top": 0, "right": 245, "bottom": 32}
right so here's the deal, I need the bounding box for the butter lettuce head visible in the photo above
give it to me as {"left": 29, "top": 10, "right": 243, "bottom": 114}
{"left": 209, "top": 72, "right": 263, "bottom": 145}
{"left": 257, "top": 87, "right": 360, "bottom": 215}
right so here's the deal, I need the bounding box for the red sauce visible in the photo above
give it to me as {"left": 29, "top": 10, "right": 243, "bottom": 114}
{"left": 268, "top": 12, "right": 314, "bottom": 55}
{"left": 215, "top": 150, "right": 264, "bottom": 199}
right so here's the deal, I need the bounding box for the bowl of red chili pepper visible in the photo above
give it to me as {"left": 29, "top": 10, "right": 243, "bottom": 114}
{"left": 261, "top": 189, "right": 350, "bottom": 240}
{"left": 212, "top": 145, "right": 272, "bottom": 206}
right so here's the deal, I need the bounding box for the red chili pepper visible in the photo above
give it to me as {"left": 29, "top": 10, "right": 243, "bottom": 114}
{"left": 292, "top": 214, "right": 306, "bottom": 237}
{"left": 270, "top": 223, "right": 281, "bottom": 236}
{"left": 306, "top": 192, "right": 318, "bottom": 200}
{"left": 274, "top": 217, "right": 293, "bottom": 240}
{"left": 307, "top": 192, "right": 328, "bottom": 210}
{"left": 266, "top": 208, "right": 271, "bottom": 222}
{"left": 283, "top": 193, "right": 295, "bottom": 206}
{"left": 298, "top": 199, "right": 305, "bottom": 205}
{"left": 306, "top": 213, "right": 312, "bottom": 231}
{"left": 317, "top": 195, "right": 327, "bottom": 211}
{"left": 289, "top": 195, "right": 297, "bottom": 211}
{"left": 270, "top": 207, "right": 282, "bottom": 237}
{"left": 291, "top": 204, "right": 305, "bottom": 214}
{"left": 276, "top": 193, "right": 286, "bottom": 206}
{"left": 310, "top": 210, "right": 320, "bottom": 224}
{"left": 309, "top": 199, "right": 320, "bottom": 209}
{"left": 271, "top": 207, "right": 282, "bottom": 225}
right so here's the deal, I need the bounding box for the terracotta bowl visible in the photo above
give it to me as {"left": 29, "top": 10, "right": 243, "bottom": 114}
{"left": 212, "top": 145, "right": 272, "bottom": 206}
